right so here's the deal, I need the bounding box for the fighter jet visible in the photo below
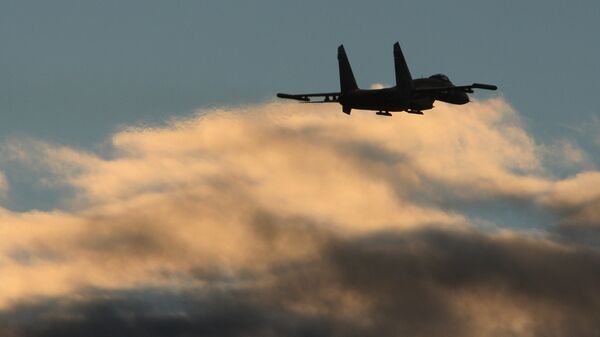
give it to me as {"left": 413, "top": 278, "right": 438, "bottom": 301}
{"left": 277, "top": 42, "right": 497, "bottom": 116}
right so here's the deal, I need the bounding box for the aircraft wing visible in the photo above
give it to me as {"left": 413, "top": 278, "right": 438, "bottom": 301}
{"left": 415, "top": 83, "right": 497, "bottom": 94}
{"left": 277, "top": 92, "right": 340, "bottom": 103}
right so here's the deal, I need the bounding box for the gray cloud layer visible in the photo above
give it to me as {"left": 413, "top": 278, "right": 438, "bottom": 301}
{"left": 3, "top": 228, "right": 600, "bottom": 337}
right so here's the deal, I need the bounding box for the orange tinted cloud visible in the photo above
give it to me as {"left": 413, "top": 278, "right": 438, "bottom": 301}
{"left": 1, "top": 99, "right": 599, "bottom": 336}
{"left": 0, "top": 99, "right": 563, "bottom": 305}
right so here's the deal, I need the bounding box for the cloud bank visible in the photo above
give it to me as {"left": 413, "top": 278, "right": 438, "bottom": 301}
{"left": 1, "top": 99, "right": 599, "bottom": 336}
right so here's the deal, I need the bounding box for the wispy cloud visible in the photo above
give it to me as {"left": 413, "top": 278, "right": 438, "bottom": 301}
{"left": 0, "top": 172, "right": 8, "bottom": 197}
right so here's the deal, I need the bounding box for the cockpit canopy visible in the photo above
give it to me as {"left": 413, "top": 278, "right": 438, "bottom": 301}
{"left": 430, "top": 73, "right": 450, "bottom": 82}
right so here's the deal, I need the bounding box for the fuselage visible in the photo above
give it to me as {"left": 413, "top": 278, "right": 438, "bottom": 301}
{"left": 339, "top": 74, "right": 469, "bottom": 112}
{"left": 277, "top": 43, "right": 497, "bottom": 115}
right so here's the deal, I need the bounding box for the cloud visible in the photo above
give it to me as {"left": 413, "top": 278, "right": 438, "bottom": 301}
{"left": 369, "top": 83, "right": 387, "bottom": 89}
{"left": 0, "top": 171, "right": 8, "bottom": 197}
{"left": 2, "top": 228, "right": 600, "bottom": 337}
{"left": 1, "top": 99, "right": 600, "bottom": 336}
{"left": 538, "top": 171, "right": 600, "bottom": 245}
{"left": 540, "top": 139, "right": 595, "bottom": 172}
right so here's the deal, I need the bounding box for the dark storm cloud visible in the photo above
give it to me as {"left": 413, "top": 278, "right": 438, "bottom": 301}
{"left": 327, "top": 229, "right": 600, "bottom": 335}
{"left": 1, "top": 287, "right": 347, "bottom": 337}
{"left": 3, "top": 227, "right": 600, "bottom": 337}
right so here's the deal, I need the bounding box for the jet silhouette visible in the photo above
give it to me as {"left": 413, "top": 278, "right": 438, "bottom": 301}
{"left": 277, "top": 42, "right": 497, "bottom": 116}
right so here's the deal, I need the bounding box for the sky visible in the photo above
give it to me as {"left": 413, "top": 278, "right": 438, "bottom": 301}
{"left": 1, "top": 1, "right": 600, "bottom": 336}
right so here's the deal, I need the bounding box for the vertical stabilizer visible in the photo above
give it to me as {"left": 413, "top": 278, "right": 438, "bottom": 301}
{"left": 393, "top": 42, "right": 414, "bottom": 95}
{"left": 338, "top": 45, "right": 358, "bottom": 93}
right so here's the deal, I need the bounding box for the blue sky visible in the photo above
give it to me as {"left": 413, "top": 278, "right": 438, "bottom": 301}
{"left": 2, "top": 0, "right": 599, "bottom": 147}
